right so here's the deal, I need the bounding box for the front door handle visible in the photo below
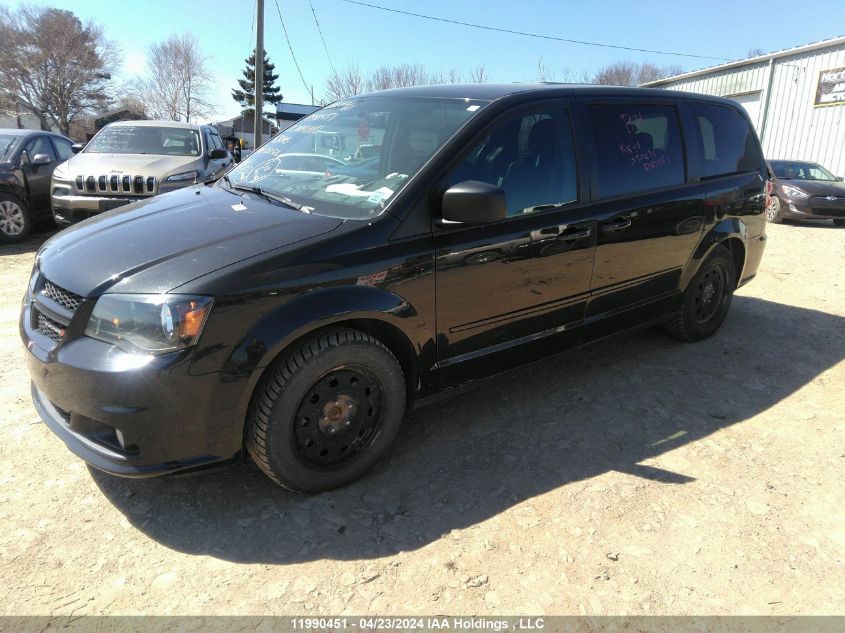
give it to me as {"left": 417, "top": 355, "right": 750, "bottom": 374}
{"left": 557, "top": 227, "right": 591, "bottom": 242}
{"left": 602, "top": 217, "right": 632, "bottom": 233}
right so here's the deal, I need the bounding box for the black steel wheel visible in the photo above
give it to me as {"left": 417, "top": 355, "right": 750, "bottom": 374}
{"left": 664, "top": 245, "right": 736, "bottom": 342}
{"left": 291, "top": 365, "right": 385, "bottom": 470}
{"left": 246, "top": 328, "right": 405, "bottom": 492}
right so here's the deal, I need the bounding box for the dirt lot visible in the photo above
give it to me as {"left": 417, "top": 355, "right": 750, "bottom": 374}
{"left": 0, "top": 221, "right": 843, "bottom": 617}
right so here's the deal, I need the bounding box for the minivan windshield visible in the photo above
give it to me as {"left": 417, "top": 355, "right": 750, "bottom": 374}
{"left": 771, "top": 160, "right": 837, "bottom": 181}
{"left": 0, "top": 134, "right": 20, "bottom": 162}
{"left": 225, "top": 96, "right": 489, "bottom": 219}
{"left": 84, "top": 126, "right": 202, "bottom": 157}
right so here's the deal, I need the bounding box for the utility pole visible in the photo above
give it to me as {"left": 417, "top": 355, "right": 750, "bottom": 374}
{"left": 254, "top": 0, "right": 265, "bottom": 148}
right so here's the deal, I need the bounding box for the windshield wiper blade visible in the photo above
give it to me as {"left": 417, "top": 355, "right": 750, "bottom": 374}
{"left": 225, "top": 180, "right": 306, "bottom": 212}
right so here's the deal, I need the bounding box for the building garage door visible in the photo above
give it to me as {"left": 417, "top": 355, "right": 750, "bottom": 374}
{"left": 728, "top": 92, "right": 762, "bottom": 131}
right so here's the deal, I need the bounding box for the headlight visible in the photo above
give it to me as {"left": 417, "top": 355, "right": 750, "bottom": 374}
{"left": 52, "top": 160, "right": 70, "bottom": 180}
{"left": 781, "top": 184, "right": 809, "bottom": 199}
{"left": 85, "top": 294, "right": 213, "bottom": 354}
{"left": 164, "top": 171, "right": 199, "bottom": 183}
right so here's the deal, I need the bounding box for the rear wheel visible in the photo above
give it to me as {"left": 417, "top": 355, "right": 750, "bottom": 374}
{"left": 0, "top": 194, "right": 31, "bottom": 243}
{"left": 246, "top": 328, "right": 406, "bottom": 493}
{"left": 664, "top": 246, "right": 736, "bottom": 342}
{"left": 766, "top": 196, "right": 783, "bottom": 223}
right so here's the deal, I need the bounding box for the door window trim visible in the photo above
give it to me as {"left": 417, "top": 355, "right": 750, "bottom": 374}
{"left": 431, "top": 99, "right": 585, "bottom": 229}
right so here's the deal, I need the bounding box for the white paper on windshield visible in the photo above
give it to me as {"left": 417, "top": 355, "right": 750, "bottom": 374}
{"left": 326, "top": 183, "right": 395, "bottom": 202}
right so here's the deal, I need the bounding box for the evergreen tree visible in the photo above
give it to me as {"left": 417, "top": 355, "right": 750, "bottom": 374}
{"left": 232, "top": 49, "right": 283, "bottom": 113}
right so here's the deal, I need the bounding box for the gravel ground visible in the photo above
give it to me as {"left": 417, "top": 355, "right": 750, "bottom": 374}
{"left": 0, "top": 221, "right": 843, "bottom": 616}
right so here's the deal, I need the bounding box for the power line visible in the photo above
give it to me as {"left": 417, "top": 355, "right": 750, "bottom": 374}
{"left": 274, "top": 0, "right": 313, "bottom": 99}
{"left": 333, "top": 0, "right": 731, "bottom": 62}
{"left": 308, "top": 0, "right": 336, "bottom": 74}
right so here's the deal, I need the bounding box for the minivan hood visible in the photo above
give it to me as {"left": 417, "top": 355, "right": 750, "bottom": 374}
{"left": 37, "top": 185, "right": 343, "bottom": 295}
{"left": 64, "top": 152, "right": 197, "bottom": 178}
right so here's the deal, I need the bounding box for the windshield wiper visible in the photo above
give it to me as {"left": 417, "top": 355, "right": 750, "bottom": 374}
{"left": 222, "top": 176, "right": 306, "bottom": 212}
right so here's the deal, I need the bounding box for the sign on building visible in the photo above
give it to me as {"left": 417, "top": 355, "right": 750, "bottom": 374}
{"left": 815, "top": 66, "right": 845, "bottom": 106}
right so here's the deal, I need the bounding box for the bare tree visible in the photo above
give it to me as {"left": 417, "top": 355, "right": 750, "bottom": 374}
{"left": 0, "top": 6, "right": 117, "bottom": 135}
{"left": 468, "top": 65, "right": 488, "bottom": 83}
{"left": 366, "top": 63, "right": 429, "bottom": 91}
{"left": 131, "top": 33, "right": 213, "bottom": 122}
{"left": 324, "top": 62, "right": 484, "bottom": 101}
{"left": 324, "top": 62, "right": 366, "bottom": 100}
{"left": 747, "top": 48, "right": 766, "bottom": 58}
{"left": 591, "top": 61, "right": 683, "bottom": 86}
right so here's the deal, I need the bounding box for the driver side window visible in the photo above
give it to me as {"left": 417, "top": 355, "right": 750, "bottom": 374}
{"left": 22, "top": 135, "right": 56, "bottom": 167}
{"left": 448, "top": 107, "right": 577, "bottom": 217}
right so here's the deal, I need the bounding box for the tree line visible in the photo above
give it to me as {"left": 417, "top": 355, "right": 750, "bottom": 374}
{"left": 1, "top": 4, "right": 734, "bottom": 139}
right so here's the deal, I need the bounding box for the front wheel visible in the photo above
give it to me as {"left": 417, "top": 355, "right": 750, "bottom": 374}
{"left": 766, "top": 196, "right": 783, "bottom": 223}
{"left": 0, "top": 194, "right": 31, "bottom": 243}
{"left": 246, "top": 328, "right": 406, "bottom": 493}
{"left": 664, "top": 246, "right": 736, "bottom": 342}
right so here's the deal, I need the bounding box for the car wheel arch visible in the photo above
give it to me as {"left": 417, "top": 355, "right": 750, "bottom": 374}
{"left": 223, "top": 289, "right": 424, "bottom": 436}
{"left": 683, "top": 219, "right": 748, "bottom": 291}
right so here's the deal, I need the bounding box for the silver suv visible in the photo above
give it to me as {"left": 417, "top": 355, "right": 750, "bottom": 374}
{"left": 51, "top": 121, "right": 232, "bottom": 226}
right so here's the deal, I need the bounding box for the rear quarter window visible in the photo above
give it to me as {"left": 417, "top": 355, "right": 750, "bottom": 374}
{"left": 589, "top": 103, "right": 685, "bottom": 199}
{"left": 685, "top": 102, "right": 764, "bottom": 179}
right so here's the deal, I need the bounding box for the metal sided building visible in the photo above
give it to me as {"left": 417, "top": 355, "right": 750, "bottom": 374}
{"left": 643, "top": 36, "right": 845, "bottom": 176}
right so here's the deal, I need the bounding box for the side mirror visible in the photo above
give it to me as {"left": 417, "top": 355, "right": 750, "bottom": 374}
{"left": 836, "top": 176, "right": 844, "bottom": 182}
{"left": 209, "top": 148, "right": 227, "bottom": 159}
{"left": 31, "top": 153, "right": 52, "bottom": 167}
{"left": 441, "top": 180, "right": 507, "bottom": 224}
{"left": 71, "top": 143, "right": 84, "bottom": 154}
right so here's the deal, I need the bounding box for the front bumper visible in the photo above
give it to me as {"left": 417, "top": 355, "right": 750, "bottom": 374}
{"left": 782, "top": 197, "right": 845, "bottom": 220}
{"left": 21, "top": 292, "right": 242, "bottom": 478}
{"left": 51, "top": 192, "right": 142, "bottom": 226}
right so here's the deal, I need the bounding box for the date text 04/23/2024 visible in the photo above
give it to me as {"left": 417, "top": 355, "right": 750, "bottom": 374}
{"left": 290, "top": 618, "right": 546, "bottom": 631}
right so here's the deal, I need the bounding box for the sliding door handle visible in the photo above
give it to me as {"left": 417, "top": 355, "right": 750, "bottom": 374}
{"left": 601, "top": 217, "right": 632, "bottom": 233}
{"left": 557, "top": 227, "right": 591, "bottom": 242}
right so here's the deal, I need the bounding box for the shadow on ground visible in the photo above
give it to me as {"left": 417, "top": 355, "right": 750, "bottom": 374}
{"left": 91, "top": 295, "right": 845, "bottom": 563}
{"left": 2, "top": 229, "right": 55, "bottom": 256}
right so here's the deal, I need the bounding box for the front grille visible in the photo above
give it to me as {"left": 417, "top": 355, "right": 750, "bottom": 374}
{"left": 36, "top": 311, "right": 65, "bottom": 342}
{"left": 75, "top": 174, "right": 156, "bottom": 196}
{"left": 42, "top": 280, "right": 83, "bottom": 312}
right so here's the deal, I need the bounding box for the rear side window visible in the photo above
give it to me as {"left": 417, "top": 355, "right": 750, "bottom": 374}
{"left": 590, "top": 104, "right": 685, "bottom": 198}
{"left": 686, "top": 103, "right": 763, "bottom": 179}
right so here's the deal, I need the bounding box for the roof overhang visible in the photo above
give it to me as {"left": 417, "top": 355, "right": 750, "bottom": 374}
{"left": 643, "top": 35, "right": 845, "bottom": 87}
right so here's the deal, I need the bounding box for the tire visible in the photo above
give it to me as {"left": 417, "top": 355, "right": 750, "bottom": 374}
{"left": 0, "top": 194, "right": 32, "bottom": 243}
{"left": 246, "top": 328, "right": 406, "bottom": 493}
{"left": 834, "top": 219, "right": 845, "bottom": 227}
{"left": 664, "top": 245, "right": 736, "bottom": 342}
{"left": 766, "top": 196, "right": 783, "bottom": 224}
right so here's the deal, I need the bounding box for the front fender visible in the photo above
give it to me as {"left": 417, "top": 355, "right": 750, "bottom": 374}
{"left": 0, "top": 170, "right": 26, "bottom": 203}
{"left": 221, "top": 284, "right": 425, "bottom": 426}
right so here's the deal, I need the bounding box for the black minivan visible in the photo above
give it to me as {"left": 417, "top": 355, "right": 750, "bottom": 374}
{"left": 21, "top": 84, "right": 768, "bottom": 492}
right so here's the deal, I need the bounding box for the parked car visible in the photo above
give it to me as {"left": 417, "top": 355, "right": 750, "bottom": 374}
{"left": 0, "top": 128, "right": 75, "bottom": 243}
{"left": 50, "top": 121, "right": 232, "bottom": 227}
{"left": 766, "top": 159, "right": 845, "bottom": 226}
{"left": 21, "top": 84, "right": 768, "bottom": 492}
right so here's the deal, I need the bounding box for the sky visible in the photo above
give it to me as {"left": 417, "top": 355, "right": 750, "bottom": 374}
{"left": 7, "top": 0, "right": 845, "bottom": 123}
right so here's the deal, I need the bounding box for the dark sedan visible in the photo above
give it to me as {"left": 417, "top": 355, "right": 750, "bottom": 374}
{"left": 0, "top": 128, "right": 75, "bottom": 243}
{"left": 767, "top": 159, "right": 845, "bottom": 226}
